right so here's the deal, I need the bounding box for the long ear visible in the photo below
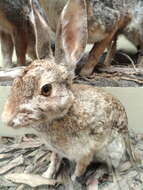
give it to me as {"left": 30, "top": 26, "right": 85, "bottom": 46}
{"left": 55, "top": 0, "right": 88, "bottom": 72}
{"left": 29, "top": 0, "right": 53, "bottom": 59}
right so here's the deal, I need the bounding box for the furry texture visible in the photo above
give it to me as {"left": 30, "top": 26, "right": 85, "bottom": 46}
{"left": 40, "top": 0, "right": 143, "bottom": 76}
{"left": 0, "top": 0, "right": 51, "bottom": 67}
{"left": 39, "top": 0, "right": 143, "bottom": 46}
{"left": 2, "top": 60, "right": 130, "bottom": 180}
{"left": 2, "top": 0, "right": 132, "bottom": 182}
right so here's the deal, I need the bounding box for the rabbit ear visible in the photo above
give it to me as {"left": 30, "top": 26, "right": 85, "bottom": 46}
{"left": 55, "top": 0, "right": 87, "bottom": 72}
{"left": 29, "top": 0, "right": 53, "bottom": 59}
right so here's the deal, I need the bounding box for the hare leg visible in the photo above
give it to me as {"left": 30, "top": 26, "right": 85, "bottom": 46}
{"left": 42, "top": 152, "right": 62, "bottom": 179}
{"left": 80, "top": 15, "right": 131, "bottom": 77}
{"left": 71, "top": 154, "right": 93, "bottom": 182}
{"left": 80, "top": 36, "right": 114, "bottom": 76}
{"left": 0, "top": 31, "right": 14, "bottom": 67}
{"left": 13, "top": 30, "right": 28, "bottom": 66}
{"left": 103, "top": 36, "right": 117, "bottom": 66}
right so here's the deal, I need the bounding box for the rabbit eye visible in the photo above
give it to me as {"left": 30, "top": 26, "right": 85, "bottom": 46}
{"left": 41, "top": 84, "right": 52, "bottom": 96}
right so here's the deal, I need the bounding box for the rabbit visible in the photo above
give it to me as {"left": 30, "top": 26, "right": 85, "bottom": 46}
{"left": 0, "top": 0, "right": 54, "bottom": 67}
{"left": 81, "top": 0, "right": 143, "bottom": 76}
{"left": 38, "top": 0, "right": 143, "bottom": 76}
{"left": 2, "top": 0, "right": 135, "bottom": 184}
{"left": 39, "top": 0, "right": 67, "bottom": 34}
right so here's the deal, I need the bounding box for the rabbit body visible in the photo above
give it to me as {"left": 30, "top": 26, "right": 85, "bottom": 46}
{"left": 39, "top": 0, "right": 142, "bottom": 46}
{"left": 39, "top": 0, "right": 143, "bottom": 76}
{"left": 37, "top": 81, "right": 128, "bottom": 168}
{"left": 86, "top": 0, "right": 136, "bottom": 43}
{"left": 2, "top": 0, "right": 132, "bottom": 181}
{"left": 0, "top": 0, "right": 50, "bottom": 67}
{"left": 2, "top": 60, "right": 129, "bottom": 179}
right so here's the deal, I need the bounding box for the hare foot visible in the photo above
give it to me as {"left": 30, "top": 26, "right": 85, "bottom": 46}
{"left": 71, "top": 154, "right": 93, "bottom": 184}
{"left": 42, "top": 152, "right": 62, "bottom": 179}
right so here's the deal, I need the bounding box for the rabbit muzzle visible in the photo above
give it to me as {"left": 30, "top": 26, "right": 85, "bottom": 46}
{"left": 2, "top": 101, "right": 44, "bottom": 129}
{"left": 2, "top": 91, "right": 75, "bottom": 129}
{"left": 6, "top": 111, "right": 40, "bottom": 129}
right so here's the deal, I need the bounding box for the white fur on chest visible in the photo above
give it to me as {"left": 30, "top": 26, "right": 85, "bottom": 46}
{"left": 35, "top": 129, "right": 96, "bottom": 161}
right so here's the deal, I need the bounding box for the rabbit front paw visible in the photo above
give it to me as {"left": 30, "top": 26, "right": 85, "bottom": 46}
{"left": 71, "top": 155, "right": 93, "bottom": 183}
{"left": 42, "top": 152, "right": 62, "bottom": 179}
{"left": 71, "top": 174, "right": 86, "bottom": 185}
{"left": 71, "top": 174, "right": 77, "bottom": 182}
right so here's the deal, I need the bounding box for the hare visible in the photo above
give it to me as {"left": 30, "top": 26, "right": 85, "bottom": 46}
{"left": 39, "top": 0, "right": 143, "bottom": 76}
{"left": 2, "top": 0, "right": 134, "bottom": 183}
{"left": 81, "top": 0, "right": 143, "bottom": 76}
{"left": 0, "top": 0, "right": 53, "bottom": 67}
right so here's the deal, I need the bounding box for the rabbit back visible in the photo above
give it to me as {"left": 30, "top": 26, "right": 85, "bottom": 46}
{"left": 87, "top": 0, "right": 138, "bottom": 43}
{"left": 35, "top": 84, "right": 128, "bottom": 167}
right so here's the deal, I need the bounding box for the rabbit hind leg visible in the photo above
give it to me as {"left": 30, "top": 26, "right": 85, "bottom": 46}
{"left": 71, "top": 153, "right": 94, "bottom": 183}
{"left": 80, "top": 15, "right": 131, "bottom": 76}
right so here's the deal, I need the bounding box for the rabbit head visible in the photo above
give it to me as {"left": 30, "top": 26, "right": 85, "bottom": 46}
{"left": 2, "top": 0, "right": 88, "bottom": 129}
{"left": 2, "top": 60, "right": 75, "bottom": 128}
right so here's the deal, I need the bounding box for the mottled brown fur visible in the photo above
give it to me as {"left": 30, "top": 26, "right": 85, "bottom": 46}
{"left": 0, "top": 0, "right": 50, "bottom": 67}
{"left": 2, "top": 0, "right": 133, "bottom": 183}
{"left": 40, "top": 0, "right": 143, "bottom": 75}
{"left": 2, "top": 60, "right": 130, "bottom": 181}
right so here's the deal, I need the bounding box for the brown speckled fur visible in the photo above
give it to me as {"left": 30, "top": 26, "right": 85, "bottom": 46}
{"left": 2, "top": 0, "right": 133, "bottom": 182}
{"left": 40, "top": 0, "right": 143, "bottom": 75}
{"left": 0, "top": 0, "right": 51, "bottom": 67}
{"left": 40, "top": 0, "right": 138, "bottom": 43}
{"left": 2, "top": 59, "right": 130, "bottom": 180}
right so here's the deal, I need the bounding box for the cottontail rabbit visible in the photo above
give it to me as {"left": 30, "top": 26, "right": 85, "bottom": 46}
{"left": 2, "top": 0, "right": 134, "bottom": 183}
{"left": 0, "top": 0, "right": 53, "bottom": 67}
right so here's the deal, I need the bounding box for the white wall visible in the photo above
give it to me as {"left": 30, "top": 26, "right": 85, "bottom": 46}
{"left": 106, "top": 88, "right": 143, "bottom": 133}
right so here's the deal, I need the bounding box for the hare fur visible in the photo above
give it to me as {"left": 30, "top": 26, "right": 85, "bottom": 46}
{"left": 0, "top": 0, "right": 52, "bottom": 67}
{"left": 40, "top": 0, "right": 143, "bottom": 75}
{"left": 2, "top": 0, "right": 133, "bottom": 182}
{"left": 2, "top": 60, "right": 131, "bottom": 180}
